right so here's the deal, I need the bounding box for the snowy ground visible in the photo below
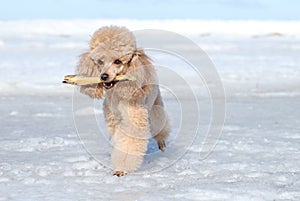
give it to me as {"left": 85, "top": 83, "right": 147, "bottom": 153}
{"left": 0, "top": 20, "right": 300, "bottom": 201}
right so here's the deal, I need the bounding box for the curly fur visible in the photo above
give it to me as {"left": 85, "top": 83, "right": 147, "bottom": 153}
{"left": 76, "top": 26, "right": 170, "bottom": 176}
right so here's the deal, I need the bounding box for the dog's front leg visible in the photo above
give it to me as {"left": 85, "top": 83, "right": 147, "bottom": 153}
{"left": 103, "top": 99, "right": 119, "bottom": 135}
{"left": 111, "top": 104, "right": 149, "bottom": 176}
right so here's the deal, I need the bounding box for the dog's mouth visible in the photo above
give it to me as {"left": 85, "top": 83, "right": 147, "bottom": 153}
{"left": 103, "top": 81, "right": 117, "bottom": 89}
{"left": 102, "top": 75, "right": 131, "bottom": 89}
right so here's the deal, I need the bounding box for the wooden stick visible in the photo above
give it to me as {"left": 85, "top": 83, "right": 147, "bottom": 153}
{"left": 62, "top": 74, "right": 132, "bottom": 86}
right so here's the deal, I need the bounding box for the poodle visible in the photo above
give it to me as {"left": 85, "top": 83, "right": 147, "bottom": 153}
{"left": 76, "top": 26, "right": 170, "bottom": 176}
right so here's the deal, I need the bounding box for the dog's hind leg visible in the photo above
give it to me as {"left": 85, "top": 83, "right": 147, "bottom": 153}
{"left": 150, "top": 93, "right": 170, "bottom": 152}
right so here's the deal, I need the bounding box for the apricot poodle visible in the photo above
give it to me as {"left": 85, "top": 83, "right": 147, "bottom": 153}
{"left": 76, "top": 26, "right": 170, "bottom": 176}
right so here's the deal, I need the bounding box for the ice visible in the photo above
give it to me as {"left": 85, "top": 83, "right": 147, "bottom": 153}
{"left": 0, "top": 20, "right": 299, "bottom": 200}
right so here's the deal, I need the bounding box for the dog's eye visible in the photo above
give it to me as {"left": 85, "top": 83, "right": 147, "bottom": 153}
{"left": 97, "top": 59, "right": 104, "bottom": 65}
{"left": 114, "top": 59, "right": 122, "bottom": 65}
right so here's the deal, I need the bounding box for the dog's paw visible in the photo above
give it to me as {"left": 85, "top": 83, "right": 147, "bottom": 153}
{"left": 113, "top": 171, "right": 127, "bottom": 177}
{"left": 158, "top": 140, "right": 166, "bottom": 152}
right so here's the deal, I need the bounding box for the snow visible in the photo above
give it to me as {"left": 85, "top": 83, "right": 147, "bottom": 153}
{"left": 0, "top": 20, "right": 299, "bottom": 200}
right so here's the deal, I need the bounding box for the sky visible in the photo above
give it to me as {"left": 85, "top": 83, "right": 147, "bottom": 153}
{"left": 0, "top": 0, "right": 300, "bottom": 20}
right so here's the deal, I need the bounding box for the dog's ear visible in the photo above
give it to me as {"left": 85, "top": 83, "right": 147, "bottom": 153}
{"left": 129, "top": 49, "right": 154, "bottom": 97}
{"left": 130, "top": 49, "right": 151, "bottom": 68}
{"left": 76, "top": 52, "right": 104, "bottom": 99}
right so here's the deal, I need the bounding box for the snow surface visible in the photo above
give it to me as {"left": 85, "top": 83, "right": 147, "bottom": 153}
{"left": 0, "top": 20, "right": 299, "bottom": 201}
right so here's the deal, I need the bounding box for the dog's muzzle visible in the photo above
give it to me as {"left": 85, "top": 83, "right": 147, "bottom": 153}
{"left": 100, "top": 73, "right": 115, "bottom": 89}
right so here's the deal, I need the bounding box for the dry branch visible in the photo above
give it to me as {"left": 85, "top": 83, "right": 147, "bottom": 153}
{"left": 62, "top": 74, "right": 132, "bottom": 86}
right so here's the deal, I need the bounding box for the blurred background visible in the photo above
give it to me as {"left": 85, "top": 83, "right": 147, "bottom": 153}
{"left": 1, "top": 0, "right": 300, "bottom": 20}
{"left": 0, "top": 0, "right": 299, "bottom": 95}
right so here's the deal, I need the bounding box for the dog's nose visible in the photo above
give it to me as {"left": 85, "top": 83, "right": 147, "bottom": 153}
{"left": 100, "top": 73, "right": 109, "bottom": 81}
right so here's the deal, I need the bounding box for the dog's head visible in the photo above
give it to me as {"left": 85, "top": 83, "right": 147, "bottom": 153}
{"left": 77, "top": 26, "right": 153, "bottom": 99}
